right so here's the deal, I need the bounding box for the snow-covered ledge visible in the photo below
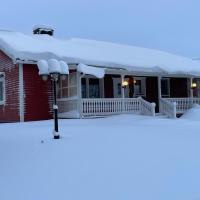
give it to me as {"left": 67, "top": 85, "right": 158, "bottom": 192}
{"left": 77, "top": 63, "right": 105, "bottom": 78}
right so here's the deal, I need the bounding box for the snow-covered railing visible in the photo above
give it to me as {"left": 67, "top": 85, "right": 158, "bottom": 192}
{"left": 139, "top": 97, "right": 156, "bottom": 116}
{"left": 81, "top": 98, "right": 141, "bottom": 117}
{"left": 160, "top": 98, "right": 176, "bottom": 118}
{"left": 164, "top": 98, "right": 200, "bottom": 113}
{"left": 80, "top": 97, "right": 155, "bottom": 117}
{"left": 123, "top": 98, "right": 141, "bottom": 113}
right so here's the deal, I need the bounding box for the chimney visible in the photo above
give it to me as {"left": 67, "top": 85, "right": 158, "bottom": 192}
{"left": 33, "top": 25, "right": 54, "bottom": 36}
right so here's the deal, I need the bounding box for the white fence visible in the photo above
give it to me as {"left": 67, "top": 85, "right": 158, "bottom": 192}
{"left": 139, "top": 97, "right": 156, "bottom": 116}
{"left": 160, "top": 98, "right": 176, "bottom": 118}
{"left": 160, "top": 97, "right": 200, "bottom": 118}
{"left": 164, "top": 98, "right": 200, "bottom": 114}
{"left": 81, "top": 97, "right": 155, "bottom": 117}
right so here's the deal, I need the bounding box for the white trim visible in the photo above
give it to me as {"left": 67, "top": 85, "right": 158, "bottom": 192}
{"left": 19, "top": 63, "right": 24, "bottom": 122}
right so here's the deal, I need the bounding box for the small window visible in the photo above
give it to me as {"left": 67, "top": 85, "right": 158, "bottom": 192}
{"left": 161, "top": 78, "right": 170, "bottom": 97}
{"left": 0, "top": 74, "right": 5, "bottom": 104}
{"left": 58, "top": 72, "right": 77, "bottom": 99}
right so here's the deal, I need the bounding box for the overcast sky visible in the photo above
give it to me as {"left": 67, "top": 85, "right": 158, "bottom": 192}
{"left": 0, "top": 0, "right": 199, "bottom": 58}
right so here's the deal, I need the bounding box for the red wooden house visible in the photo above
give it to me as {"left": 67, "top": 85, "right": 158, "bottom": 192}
{"left": 0, "top": 27, "right": 200, "bottom": 122}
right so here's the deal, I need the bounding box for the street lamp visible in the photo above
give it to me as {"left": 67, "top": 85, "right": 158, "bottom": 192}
{"left": 37, "top": 59, "right": 69, "bottom": 139}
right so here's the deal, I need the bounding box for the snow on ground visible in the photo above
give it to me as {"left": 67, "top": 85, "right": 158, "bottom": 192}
{"left": 1, "top": 114, "right": 200, "bottom": 200}
{"left": 181, "top": 104, "right": 200, "bottom": 121}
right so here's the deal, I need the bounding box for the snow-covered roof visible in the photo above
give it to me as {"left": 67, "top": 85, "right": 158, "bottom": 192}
{"left": 0, "top": 30, "right": 200, "bottom": 76}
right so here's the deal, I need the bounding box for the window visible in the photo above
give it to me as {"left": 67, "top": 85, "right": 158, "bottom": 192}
{"left": 58, "top": 72, "right": 77, "bottom": 99}
{"left": 81, "top": 78, "right": 87, "bottom": 98}
{"left": 81, "top": 77, "right": 102, "bottom": 98}
{"left": 89, "top": 79, "right": 100, "bottom": 98}
{"left": 161, "top": 78, "right": 170, "bottom": 97}
{"left": 0, "top": 74, "right": 5, "bottom": 104}
{"left": 124, "top": 77, "right": 146, "bottom": 98}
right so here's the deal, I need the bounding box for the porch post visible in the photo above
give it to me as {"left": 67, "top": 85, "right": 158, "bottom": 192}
{"left": 121, "top": 74, "right": 125, "bottom": 112}
{"left": 158, "top": 76, "right": 162, "bottom": 112}
{"left": 77, "top": 72, "right": 83, "bottom": 118}
{"left": 121, "top": 74, "right": 125, "bottom": 99}
{"left": 190, "top": 77, "right": 193, "bottom": 98}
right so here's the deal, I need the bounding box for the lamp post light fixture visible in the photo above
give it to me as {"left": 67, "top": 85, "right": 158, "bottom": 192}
{"left": 37, "top": 59, "right": 69, "bottom": 139}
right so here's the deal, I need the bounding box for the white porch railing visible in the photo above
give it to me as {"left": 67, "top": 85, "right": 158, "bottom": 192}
{"left": 160, "top": 98, "right": 176, "bottom": 118}
{"left": 81, "top": 97, "right": 155, "bottom": 117}
{"left": 164, "top": 98, "right": 200, "bottom": 114}
{"left": 139, "top": 97, "right": 156, "bottom": 116}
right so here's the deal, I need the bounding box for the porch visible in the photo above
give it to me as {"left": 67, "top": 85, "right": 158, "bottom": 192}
{"left": 57, "top": 67, "right": 200, "bottom": 119}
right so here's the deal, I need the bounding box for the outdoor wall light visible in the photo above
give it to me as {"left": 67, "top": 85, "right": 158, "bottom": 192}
{"left": 37, "top": 59, "right": 69, "bottom": 139}
{"left": 191, "top": 82, "right": 197, "bottom": 89}
{"left": 122, "top": 80, "right": 129, "bottom": 88}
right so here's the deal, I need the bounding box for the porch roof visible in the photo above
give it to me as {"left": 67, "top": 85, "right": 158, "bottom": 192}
{"left": 0, "top": 30, "right": 200, "bottom": 76}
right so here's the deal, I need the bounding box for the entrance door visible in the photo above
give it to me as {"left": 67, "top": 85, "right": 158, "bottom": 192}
{"left": 104, "top": 75, "right": 114, "bottom": 98}
{"left": 146, "top": 77, "right": 159, "bottom": 112}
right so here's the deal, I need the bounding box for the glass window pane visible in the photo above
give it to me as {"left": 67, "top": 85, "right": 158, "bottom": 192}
{"left": 135, "top": 80, "right": 142, "bottom": 95}
{"left": 81, "top": 78, "right": 86, "bottom": 98}
{"left": 62, "top": 77, "right": 68, "bottom": 88}
{"left": 161, "top": 79, "right": 170, "bottom": 97}
{"left": 89, "top": 79, "right": 100, "bottom": 98}
{"left": 69, "top": 87, "right": 77, "bottom": 97}
{"left": 62, "top": 88, "right": 68, "bottom": 98}
{"left": 69, "top": 73, "right": 77, "bottom": 86}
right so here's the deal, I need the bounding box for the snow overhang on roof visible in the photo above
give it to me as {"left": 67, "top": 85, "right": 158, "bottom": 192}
{"left": 77, "top": 63, "right": 105, "bottom": 78}
{"left": 0, "top": 30, "right": 200, "bottom": 76}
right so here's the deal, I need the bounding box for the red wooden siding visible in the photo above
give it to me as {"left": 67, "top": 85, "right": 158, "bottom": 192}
{"left": 23, "top": 64, "right": 53, "bottom": 121}
{"left": 0, "top": 51, "right": 20, "bottom": 122}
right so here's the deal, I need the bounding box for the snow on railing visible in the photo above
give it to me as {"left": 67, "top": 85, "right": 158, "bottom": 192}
{"left": 81, "top": 98, "right": 141, "bottom": 117}
{"left": 164, "top": 98, "right": 200, "bottom": 113}
{"left": 81, "top": 97, "right": 155, "bottom": 117}
{"left": 160, "top": 98, "right": 176, "bottom": 118}
{"left": 139, "top": 97, "right": 156, "bottom": 116}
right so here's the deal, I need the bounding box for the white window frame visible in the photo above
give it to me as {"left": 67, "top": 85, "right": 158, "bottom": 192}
{"left": 57, "top": 72, "right": 78, "bottom": 100}
{"left": 0, "top": 73, "right": 5, "bottom": 105}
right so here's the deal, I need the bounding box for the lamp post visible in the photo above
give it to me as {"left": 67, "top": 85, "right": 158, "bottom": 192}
{"left": 37, "top": 59, "right": 69, "bottom": 139}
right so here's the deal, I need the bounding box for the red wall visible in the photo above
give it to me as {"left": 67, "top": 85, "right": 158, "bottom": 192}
{"left": 23, "top": 64, "right": 53, "bottom": 121}
{"left": 0, "top": 51, "right": 20, "bottom": 122}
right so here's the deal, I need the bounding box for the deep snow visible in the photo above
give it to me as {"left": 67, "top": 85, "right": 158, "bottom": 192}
{"left": 1, "top": 114, "right": 200, "bottom": 200}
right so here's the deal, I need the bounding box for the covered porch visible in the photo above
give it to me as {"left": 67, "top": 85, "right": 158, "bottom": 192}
{"left": 57, "top": 65, "right": 200, "bottom": 119}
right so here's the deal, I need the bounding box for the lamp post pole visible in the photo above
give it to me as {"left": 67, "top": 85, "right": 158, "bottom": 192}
{"left": 52, "top": 78, "right": 59, "bottom": 139}
{"left": 37, "top": 59, "right": 69, "bottom": 140}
